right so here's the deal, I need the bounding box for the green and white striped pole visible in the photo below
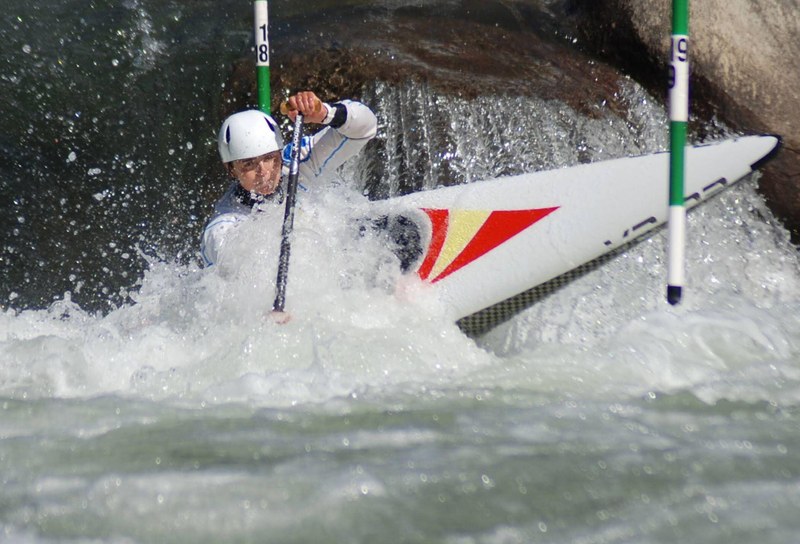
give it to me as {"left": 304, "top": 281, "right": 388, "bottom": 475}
{"left": 254, "top": 0, "right": 271, "bottom": 113}
{"left": 667, "top": 0, "right": 689, "bottom": 305}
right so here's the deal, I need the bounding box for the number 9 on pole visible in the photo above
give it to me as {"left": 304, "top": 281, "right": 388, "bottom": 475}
{"left": 669, "top": 35, "right": 689, "bottom": 122}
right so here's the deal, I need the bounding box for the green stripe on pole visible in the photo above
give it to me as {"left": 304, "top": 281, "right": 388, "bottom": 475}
{"left": 669, "top": 120, "right": 686, "bottom": 205}
{"left": 673, "top": 1, "right": 688, "bottom": 34}
{"left": 254, "top": 0, "right": 270, "bottom": 114}
{"left": 258, "top": 66, "right": 271, "bottom": 114}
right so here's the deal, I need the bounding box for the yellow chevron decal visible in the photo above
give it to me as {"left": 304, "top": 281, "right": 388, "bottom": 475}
{"left": 428, "top": 209, "right": 491, "bottom": 280}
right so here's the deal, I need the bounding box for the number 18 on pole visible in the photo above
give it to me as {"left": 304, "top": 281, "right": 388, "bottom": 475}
{"left": 254, "top": 0, "right": 271, "bottom": 114}
{"left": 667, "top": 0, "right": 689, "bottom": 305}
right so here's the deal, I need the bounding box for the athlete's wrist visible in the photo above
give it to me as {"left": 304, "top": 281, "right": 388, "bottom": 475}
{"left": 321, "top": 103, "right": 336, "bottom": 125}
{"left": 325, "top": 103, "right": 348, "bottom": 129}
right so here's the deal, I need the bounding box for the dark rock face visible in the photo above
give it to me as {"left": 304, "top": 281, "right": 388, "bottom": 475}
{"left": 223, "top": 3, "right": 628, "bottom": 118}
{"left": 568, "top": 0, "right": 800, "bottom": 241}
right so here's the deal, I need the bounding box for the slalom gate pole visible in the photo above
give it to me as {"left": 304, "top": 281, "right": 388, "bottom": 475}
{"left": 272, "top": 113, "right": 304, "bottom": 313}
{"left": 254, "top": 0, "right": 271, "bottom": 113}
{"left": 667, "top": 0, "right": 689, "bottom": 305}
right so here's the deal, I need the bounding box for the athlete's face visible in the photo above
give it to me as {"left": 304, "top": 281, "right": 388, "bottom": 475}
{"left": 229, "top": 151, "right": 283, "bottom": 194}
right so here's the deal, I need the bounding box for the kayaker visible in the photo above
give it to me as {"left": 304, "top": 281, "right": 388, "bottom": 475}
{"left": 201, "top": 90, "right": 378, "bottom": 266}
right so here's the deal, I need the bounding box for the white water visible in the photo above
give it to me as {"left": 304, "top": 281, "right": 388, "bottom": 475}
{"left": 0, "top": 186, "right": 491, "bottom": 405}
{"left": 2, "top": 82, "right": 800, "bottom": 543}
{"left": 4, "top": 80, "right": 797, "bottom": 409}
{"left": 4, "top": 174, "right": 797, "bottom": 408}
{"left": 481, "top": 178, "right": 800, "bottom": 406}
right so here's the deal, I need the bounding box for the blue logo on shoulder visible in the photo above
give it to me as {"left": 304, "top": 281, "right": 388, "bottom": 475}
{"left": 282, "top": 136, "right": 313, "bottom": 165}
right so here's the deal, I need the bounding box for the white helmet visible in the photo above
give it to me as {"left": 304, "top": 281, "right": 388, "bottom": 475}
{"left": 218, "top": 110, "right": 283, "bottom": 163}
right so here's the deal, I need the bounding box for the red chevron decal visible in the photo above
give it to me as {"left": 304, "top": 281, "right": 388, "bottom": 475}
{"left": 417, "top": 207, "right": 559, "bottom": 283}
{"left": 416, "top": 208, "right": 449, "bottom": 281}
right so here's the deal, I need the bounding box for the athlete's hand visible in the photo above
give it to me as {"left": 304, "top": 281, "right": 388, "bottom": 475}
{"left": 283, "top": 91, "right": 327, "bottom": 124}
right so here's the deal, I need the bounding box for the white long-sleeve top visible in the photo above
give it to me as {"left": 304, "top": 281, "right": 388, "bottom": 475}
{"left": 200, "top": 100, "right": 377, "bottom": 266}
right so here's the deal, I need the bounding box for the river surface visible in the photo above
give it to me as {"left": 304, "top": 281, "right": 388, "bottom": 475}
{"left": 1, "top": 1, "right": 799, "bottom": 542}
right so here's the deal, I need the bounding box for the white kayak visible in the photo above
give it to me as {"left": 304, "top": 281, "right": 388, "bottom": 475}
{"left": 377, "top": 135, "right": 781, "bottom": 326}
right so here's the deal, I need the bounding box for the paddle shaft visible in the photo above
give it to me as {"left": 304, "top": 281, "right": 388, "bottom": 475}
{"left": 272, "top": 114, "right": 304, "bottom": 312}
{"left": 667, "top": 0, "right": 689, "bottom": 305}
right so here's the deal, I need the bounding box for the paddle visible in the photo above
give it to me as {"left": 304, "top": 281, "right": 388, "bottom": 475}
{"left": 270, "top": 98, "right": 323, "bottom": 316}
{"left": 272, "top": 112, "right": 304, "bottom": 314}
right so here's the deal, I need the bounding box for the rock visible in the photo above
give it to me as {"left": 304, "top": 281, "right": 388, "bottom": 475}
{"left": 224, "top": 5, "right": 628, "bottom": 119}
{"left": 569, "top": 0, "right": 800, "bottom": 241}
